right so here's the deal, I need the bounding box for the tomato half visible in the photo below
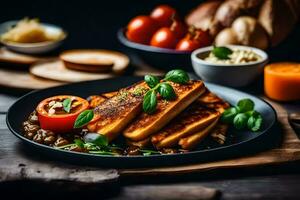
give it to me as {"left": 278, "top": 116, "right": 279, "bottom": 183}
{"left": 36, "top": 95, "right": 89, "bottom": 133}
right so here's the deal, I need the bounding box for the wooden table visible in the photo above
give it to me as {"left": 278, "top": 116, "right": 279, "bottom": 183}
{"left": 0, "top": 83, "right": 300, "bottom": 200}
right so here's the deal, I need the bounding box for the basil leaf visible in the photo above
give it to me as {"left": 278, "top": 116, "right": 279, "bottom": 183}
{"left": 221, "top": 107, "right": 240, "bottom": 123}
{"left": 164, "top": 69, "right": 189, "bottom": 84}
{"left": 74, "top": 109, "right": 94, "bottom": 128}
{"left": 233, "top": 113, "right": 249, "bottom": 130}
{"left": 74, "top": 139, "right": 84, "bottom": 148}
{"left": 143, "top": 90, "right": 157, "bottom": 114}
{"left": 212, "top": 46, "right": 233, "bottom": 59}
{"left": 144, "top": 75, "right": 159, "bottom": 88}
{"left": 237, "top": 98, "right": 255, "bottom": 112}
{"left": 83, "top": 133, "right": 108, "bottom": 147}
{"left": 247, "top": 114, "right": 263, "bottom": 132}
{"left": 158, "top": 82, "right": 176, "bottom": 100}
{"left": 63, "top": 98, "right": 71, "bottom": 113}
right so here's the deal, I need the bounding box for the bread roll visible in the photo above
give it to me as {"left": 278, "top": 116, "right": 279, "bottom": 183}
{"left": 185, "top": 0, "right": 222, "bottom": 31}
{"left": 258, "top": 0, "right": 300, "bottom": 46}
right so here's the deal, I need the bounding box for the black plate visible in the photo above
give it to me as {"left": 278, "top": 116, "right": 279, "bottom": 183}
{"left": 6, "top": 77, "right": 278, "bottom": 168}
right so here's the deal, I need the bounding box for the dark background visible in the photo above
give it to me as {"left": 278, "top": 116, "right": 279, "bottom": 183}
{"left": 1, "top": 0, "right": 300, "bottom": 62}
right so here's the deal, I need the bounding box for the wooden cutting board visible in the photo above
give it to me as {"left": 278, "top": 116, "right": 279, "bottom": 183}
{"left": 119, "top": 99, "right": 300, "bottom": 176}
{"left": 0, "top": 68, "right": 63, "bottom": 90}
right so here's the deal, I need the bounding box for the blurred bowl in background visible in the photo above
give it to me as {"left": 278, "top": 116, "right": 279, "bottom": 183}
{"left": 0, "top": 20, "right": 67, "bottom": 54}
{"left": 117, "top": 28, "right": 193, "bottom": 71}
{"left": 191, "top": 45, "right": 268, "bottom": 87}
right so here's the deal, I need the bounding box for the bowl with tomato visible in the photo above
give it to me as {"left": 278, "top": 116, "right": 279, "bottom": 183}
{"left": 118, "top": 5, "right": 212, "bottom": 71}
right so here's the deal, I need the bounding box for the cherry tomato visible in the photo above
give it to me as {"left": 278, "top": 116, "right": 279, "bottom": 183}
{"left": 36, "top": 95, "right": 89, "bottom": 133}
{"left": 126, "top": 15, "right": 158, "bottom": 44}
{"left": 176, "top": 37, "right": 202, "bottom": 51}
{"left": 150, "top": 27, "right": 178, "bottom": 49}
{"left": 150, "top": 5, "right": 178, "bottom": 27}
{"left": 176, "top": 29, "right": 212, "bottom": 51}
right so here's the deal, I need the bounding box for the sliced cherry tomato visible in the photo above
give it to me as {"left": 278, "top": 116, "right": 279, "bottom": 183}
{"left": 150, "top": 5, "right": 178, "bottom": 27}
{"left": 36, "top": 95, "right": 89, "bottom": 133}
{"left": 176, "top": 28, "right": 211, "bottom": 51}
{"left": 126, "top": 15, "right": 158, "bottom": 44}
{"left": 150, "top": 27, "right": 178, "bottom": 49}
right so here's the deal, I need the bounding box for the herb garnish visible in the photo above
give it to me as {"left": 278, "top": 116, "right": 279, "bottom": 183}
{"left": 62, "top": 98, "right": 71, "bottom": 113}
{"left": 212, "top": 46, "right": 233, "bottom": 60}
{"left": 74, "top": 109, "right": 94, "bottom": 128}
{"left": 143, "top": 69, "right": 189, "bottom": 114}
{"left": 56, "top": 134, "right": 119, "bottom": 155}
{"left": 164, "top": 69, "right": 190, "bottom": 84}
{"left": 221, "top": 98, "right": 263, "bottom": 132}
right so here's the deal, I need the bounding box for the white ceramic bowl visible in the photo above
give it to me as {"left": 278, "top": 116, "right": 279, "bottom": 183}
{"left": 191, "top": 45, "right": 268, "bottom": 87}
{"left": 0, "top": 20, "right": 67, "bottom": 54}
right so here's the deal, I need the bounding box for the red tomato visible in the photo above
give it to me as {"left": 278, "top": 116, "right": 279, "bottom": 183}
{"left": 176, "top": 29, "right": 211, "bottom": 51}
{"left": 36, "top": 95, "right": 89, "bottom": 133}
{"left": 150, "top": 5, "right": 178, "bottom": 27}
{"left": 126, "top": 15, "right": 158, "bottom": 44}
{"left": 176, "top": 37, "right": 202, "bottom": 51}
{"left": 150, "top": 27, "right": 178, "bottom": 49}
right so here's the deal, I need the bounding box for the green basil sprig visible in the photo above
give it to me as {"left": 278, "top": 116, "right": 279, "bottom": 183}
{"left": 74, "top": 109, "right": 94, "bottom": 128}
{"left": 221, "top": 98, "right": 263, "bottom": 132}
{"left": 212, "top": 46, "right": 233, "bottom": 60}
{"left": 142, "top": 69, "right": 190, "bottom": 114}
{"left": 143, "top": 90, "right": 158, "bottom": 114}
{"left": 158, "top": 82, "right": 176, "bottom": 100}
{"left": 145, "top": 75, "right": 159, "bottom": 88}
{"left": 63, "top": 98, "right": 71, "bottom": 113}
{"left": 164, "top": 69, "right": 189, "bottom": 84}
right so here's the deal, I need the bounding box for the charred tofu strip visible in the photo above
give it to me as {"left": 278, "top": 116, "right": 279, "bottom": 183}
{"left": 87, "top": 82, "right": 148, "bottom": 141}
{"left": 151, "top": 103, "right": 220, "bottom": 149}
{"left": 124, "top": 81, "right": 205, "bottom": 141}
{"left": 179, "top": 118, "right": 219, "bottom": 150}
{"left": 178, "top": 91, "right": 230, "bottom": 150}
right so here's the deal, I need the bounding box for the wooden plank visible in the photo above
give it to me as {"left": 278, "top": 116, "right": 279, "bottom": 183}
{"left": 110, "top": 185, "right": 219, "bottom": 200}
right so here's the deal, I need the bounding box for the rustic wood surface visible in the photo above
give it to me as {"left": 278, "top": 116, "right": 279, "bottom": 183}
{"left": 0, "top": 82, "right": 300, "bottom": 199}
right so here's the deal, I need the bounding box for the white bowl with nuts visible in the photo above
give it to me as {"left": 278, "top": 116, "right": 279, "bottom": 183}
{"left": 191, "top": 45, "right": 268, "bottom": 87}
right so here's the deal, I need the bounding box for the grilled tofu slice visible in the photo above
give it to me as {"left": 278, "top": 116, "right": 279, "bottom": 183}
{"left": 151, "top": 103, "right": 220, "bottom": 149}
{"left": 87, "top": 81, "right": 148, "bottom": 141}
{"left": 178, "top": 90, "right": 230, "bottom": 150}
{"left": 179, "top": 118, "right": 219, "bottom": 150}
{"left": 124, "top": 80, "right": 205, "bottom": 141}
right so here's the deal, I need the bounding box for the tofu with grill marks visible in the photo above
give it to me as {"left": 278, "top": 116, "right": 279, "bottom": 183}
{"left": 87, "top": 81, "right": 148, "bottom": 141}
{"left": 123, "top": 80, "right": 205, "bottom": 141}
